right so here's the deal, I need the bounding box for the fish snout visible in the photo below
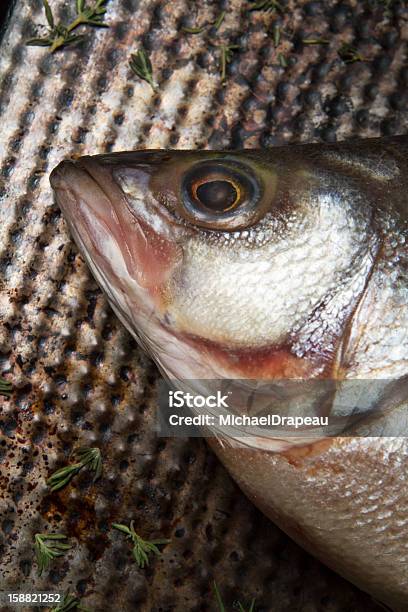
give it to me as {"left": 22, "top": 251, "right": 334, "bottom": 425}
{"left": 50, "top": 155, "right": 183, "bottom": 292}
{"left": 49, "top": 159, "right": 75, "bottom": 190}
{"left": 50, "top": 158, "right": 117, "bottom": 223}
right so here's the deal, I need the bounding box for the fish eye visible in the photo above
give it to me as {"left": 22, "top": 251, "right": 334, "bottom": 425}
{"left": 194, "top": 179, "right": 239, "bottom": 212}
{"left": 180, "top": 161, "right": 263, "bottom": 231}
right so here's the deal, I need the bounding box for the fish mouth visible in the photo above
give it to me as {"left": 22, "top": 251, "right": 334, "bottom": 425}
{"left": 50, "top": 153, "right": 183, "bottom": 293}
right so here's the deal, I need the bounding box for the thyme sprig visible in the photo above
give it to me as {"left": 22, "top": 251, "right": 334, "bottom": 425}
{"left": 112, "top": 521, "right": 170, "bottom": 568}
{"left": 181, "top": 10, "right": 239, "bottom": 83}
{"left": 47, "top": 447, "right": 102, "bottom": 492}
{"left": 50, "top": 591, "right": 91, "bottom": 612}
{"left": 130, "top": 49, "right": 158, "bottom": 91}
{"left": 338, "top": 43, "right": 366, "bottom": 63}
{"left": 35, "top": 533, "right": 71, "bottom": 576}
{"left": 26, "top": 0, "right": 109, "bottom": 53}
{"left": 219, "top": 44, "right": 239, "bottom": 84}
{"left": 0, "top": 376, "right": 12, "bottom": 398}
{"left": 213, "top": 581, "right": 256, "bottom": 612}
{"left": 248, "top": 0, "right": 283, "bottom": 13}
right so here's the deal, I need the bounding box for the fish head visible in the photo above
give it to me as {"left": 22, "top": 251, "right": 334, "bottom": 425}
{"left": 50, "top": 146, "right": 379, "bottom": 382}
{"left": 51, "top": 141, "right": 408, "bottom": 608}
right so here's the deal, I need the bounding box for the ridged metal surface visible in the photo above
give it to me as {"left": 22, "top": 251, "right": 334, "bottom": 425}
{"left": 0, "top": 0, "right": 407, "bottom": 610}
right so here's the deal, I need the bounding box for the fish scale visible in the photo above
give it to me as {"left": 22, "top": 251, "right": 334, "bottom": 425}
{"left": 0, "top": 1, "right": 407, "bottom": 611}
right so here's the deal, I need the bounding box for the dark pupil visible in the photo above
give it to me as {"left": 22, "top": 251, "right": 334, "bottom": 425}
{"left": 196, "top": 180, "right": 238, "bottom": 212}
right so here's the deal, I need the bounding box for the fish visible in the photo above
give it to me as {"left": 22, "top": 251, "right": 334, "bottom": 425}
{"left": 50, "top": 136, "right": 408, "bottom": 610}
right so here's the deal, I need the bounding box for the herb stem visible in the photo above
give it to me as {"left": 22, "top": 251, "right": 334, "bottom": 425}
{"left": 112, "top": 521, "right": 170, "bottom": 568}
{"left": 219, "top": 44, "right": 239, "bottom": 84}
{"left": 213, "top": 582, "right": 226, "bottom": 612}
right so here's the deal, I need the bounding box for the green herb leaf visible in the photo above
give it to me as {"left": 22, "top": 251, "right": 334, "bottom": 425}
{"left": 0, "top": 375, "right": 12, "bottom": 398}
{"left": 129, "top": 49, "right": 158, "bottom": 91}
{"left": 111, "top": 523, "right": 132, "bottom": 536}
{"left": 26, "top": 37, "right": 54, "bottom": 46}
{"left": 182, "top": 25, "right": 206, "bottom": 34}
{"left": 64, "top": 34, "right": 87, "bottom": 45}
{"left": 248, "top": 0, "right": 283, "bottom": 13}
{"left": 272, "top": 24, "right": 280, "bottom": 47}
{"left": 219, "top": 43, "right": 240, "bottom": 84}
{"left": 278, "top": 52, "right": 288, "bottom": 67}
{"left": 112, "top": 521, "right": 170, "bottom": 568}
{"left": 76, "top": 447, "right": 103, "bottom": 481}
{"left": 338, "top": 42, "right": 365, "bottom": 63}
{"left": 76, "top": 0, "right": 85, "bottom": 14}
{"left": 35, "top": 533, "right": 71, "bottom": 576}
{"left": 47, "top": 463, "right": 82, "bottom": 491}
{"left": 213, "top": 581, "right": 226, "bottom": 612}
{"left": 47, "top": 447, "right": 102, "bottom": 492}
{"left": 213, "top": 11, "right": 226, "bottom": 30}
{"left": 302, "top": 38, "right": 330, "bottom": 45}
{"left": 43, "top": 0, "right": 55, "bottom": 28}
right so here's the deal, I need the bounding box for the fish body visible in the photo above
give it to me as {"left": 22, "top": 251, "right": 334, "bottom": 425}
{"left": 50, "top": 137, "right": 408, "bottom": 609}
